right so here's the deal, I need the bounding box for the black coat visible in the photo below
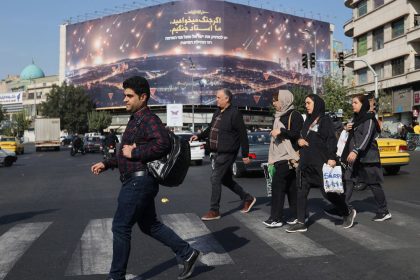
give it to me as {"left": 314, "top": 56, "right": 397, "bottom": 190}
{"left": 198, "top": 105, "right": 249, "bottom": 157}
{"left": 277, "top": 109, "right": 304, "bottom": 151}
{"left": 299, "top": 115, "right": 338, "bottom": 186}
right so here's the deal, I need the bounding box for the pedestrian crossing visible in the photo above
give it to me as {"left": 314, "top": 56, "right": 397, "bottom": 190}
{"left": 1, "top": 202, "right": 420, "bottom": 279}
{"left": 0, "top": 222, "right": 51, "bottom": 280}
{"left": 233, "top": 209, "right": 334, "bottom": 258}
{"left": 161, "top": 213, "right": 234, "bottom": 266}
{"left": 65, "top": 218, "right": 113, "bottom": 276}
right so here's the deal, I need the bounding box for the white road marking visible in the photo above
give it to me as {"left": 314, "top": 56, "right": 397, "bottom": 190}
{"left": 233, "top": 210, "right": 333, "bottom": 258}
{"left": 0, "top": 222, "right": 52, "bottom": 280}
{"left": 316, "top": 217, "right": 411, "bottom": 250}
{"left": 161, "top": 213, "right": 234, "bottom": 266}
{"left": 65, "top": 219, "right": 113, "bottom": 276}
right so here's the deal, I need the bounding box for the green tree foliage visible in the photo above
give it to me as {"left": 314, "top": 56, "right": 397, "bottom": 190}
{"left": 39, "top": 83, "right": 94, "bottom": 133}
{"left": 290, "top": 85, "right": 311, "bottom": 114}
{"left": 321, "top": 77, "right": 352, "bottom": 120}
{"left": 12, "top": 111, "right": 31, "bottom": 137}
{"left": 0, "top": 105, "right": 5, "bottom": 123}
{"left": 88, "top": 110, "right": 112, "bottom": 133}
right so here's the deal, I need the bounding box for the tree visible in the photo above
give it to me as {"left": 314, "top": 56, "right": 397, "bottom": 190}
{"left": 0, "top": 105, "right": 5, "bottom": 123}
{"left": 12, "top": 111, "right": 31, "bottom": 137}
{"left": 321, "top": 77, "right": 352, "bottom": 120}
{"left": 290, "top": 85, "right": 311, "bottom": 114}
{"left": 39, "top": 83, "right": 94, "bottom": 133}
{"left": 88, "top": 110, "right": 112, "bottom": 133}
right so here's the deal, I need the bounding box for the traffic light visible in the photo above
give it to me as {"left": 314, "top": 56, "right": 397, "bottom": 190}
{"left": 310, "top": 52, "right": 316, "bottom": 68}
{"left": 338, "top": 52, "right": 345, "bottom": 68}
{"left": 302, "top": 53, "right": 308, "bottom": 69}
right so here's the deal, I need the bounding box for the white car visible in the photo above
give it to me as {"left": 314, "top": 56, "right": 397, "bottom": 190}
{"left": 0, "top": 148, "right": 17, "bottom": 167}
{"left": 175, "top": 132, "right": 206, "bottom": 165}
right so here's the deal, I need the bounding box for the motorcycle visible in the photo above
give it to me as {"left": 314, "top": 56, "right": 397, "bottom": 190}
{"left": 70, "top": 140, "right": 85, "bottom": 156}
{"left": 103, "top": 143, "right": 116, "bottom": 160}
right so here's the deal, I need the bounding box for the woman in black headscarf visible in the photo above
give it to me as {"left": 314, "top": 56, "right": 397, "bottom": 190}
{"left": 286, "top": 94, "right": 356, "bottom": 233}
{"left": 341, "top": 94, "right": 391, "bottom": 222}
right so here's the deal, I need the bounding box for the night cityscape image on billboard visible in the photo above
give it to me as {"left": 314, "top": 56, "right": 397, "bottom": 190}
{"left": 64, "top": 0, "right": 331, "bottom": 108}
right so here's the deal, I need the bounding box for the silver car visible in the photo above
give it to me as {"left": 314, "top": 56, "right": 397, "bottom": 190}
{"left": 0, "top": 148, "right": 17, "bottom": 167}
{"left": 210, "top": 131, "right": 270, "bottom": 177}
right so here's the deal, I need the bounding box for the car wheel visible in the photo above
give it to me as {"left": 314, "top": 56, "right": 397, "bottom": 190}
{"left": 4, "top": 157, "right": 13, "bottom": 167}
{"left": 195, "top": 160, "right": 203, "bottom": 166}
{"left": 407, "top": 143, "right": 416, "bottom": 151}
{"left": 384, "top": 166, "right": 400, "bottom": 175}
{"left": 353, "top": 182, "right": 367, "bottom": 191}
{"left": 232, "top": 162, "right": 243, "bottom": 178}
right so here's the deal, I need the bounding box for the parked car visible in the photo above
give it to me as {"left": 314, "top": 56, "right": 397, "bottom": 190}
{"left": 174, "top": 132, "right": 206, "bottom": 165}
{"left": 210, "top": 131, "right": 270, "bottom": 177}
{"left": 83, "top": 136, "right": 103, "bottom": 153}
{"left": 0, "top": 148, "right": 17, "bottom": 167}
{"left": 0, "top": 135, "right": 24, "bottom": 154}
{"left": 377, "top": 137, "right": 410, "bottom": 175}
{"left": 61, "top": 135, "right": 73, "bottom": 146}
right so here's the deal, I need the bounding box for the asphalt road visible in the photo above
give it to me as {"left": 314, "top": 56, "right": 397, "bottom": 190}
{"left": 1, "top": 144, "right": 420, "bottom": 280}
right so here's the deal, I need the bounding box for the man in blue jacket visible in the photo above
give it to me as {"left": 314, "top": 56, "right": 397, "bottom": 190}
{"left": 191, "top": 89, "right": 256, "bottom": 220}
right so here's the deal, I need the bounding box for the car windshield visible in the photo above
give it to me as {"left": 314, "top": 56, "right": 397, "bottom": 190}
{"left": 86, "top": 137, "right": 101, "bottom": 143}
{"left": 248, "top": 132, "right": 271, "bottom": 145}
{"left": 1, "top": 137, "right": 15, "bottom": 141}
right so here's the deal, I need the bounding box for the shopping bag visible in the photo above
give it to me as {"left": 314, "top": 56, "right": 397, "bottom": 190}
{"left": 322, "top": 164, "right": 344, "bottom": 194}
{"left": 336, "top": 130, "right": 349, "bottom": 158}
{"left": 261, "top": 163, "right": 274, "bottom": 197}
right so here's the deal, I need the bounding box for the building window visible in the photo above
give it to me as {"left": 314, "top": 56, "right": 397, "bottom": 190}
{"left": 372, "top": 27, "right": 384, "bottom": 51}
{"left": 415, "top": 56, "right": 420, "bottom": 70}
{"left": 373, "top": 63, "right": 384, "bottom": 80}
{"left": 415, "top": 15, "right": 420, "bottom": 27}
{"left": 358, "top": 68, "right": 368, "bottom": 84}
{"left": 392, "top": 18, "right": 405, "bottom": 38}
{"left": 392, "top": 57, "right": 404, "bottom": 76}
{"left": 28, "top": 92, "right": 34, "bottom": 99}
{"left": 358, "top": 0, "right": 368, "bottom": 17}
{"left": 374, "top": 0, "right": 384, "bottom": 8}
{"left": 357, "top": 35, "right": 368, "bottom": 57}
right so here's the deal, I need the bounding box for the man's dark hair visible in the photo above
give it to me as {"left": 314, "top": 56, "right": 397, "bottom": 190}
{"left": 220, "top": 89, "right": 233, "bottom": 103}
{"left": 122, "top": 76, "right": 151, "bottom": 101}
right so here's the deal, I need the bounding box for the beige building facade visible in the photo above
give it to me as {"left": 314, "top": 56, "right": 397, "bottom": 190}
{"left": 344, "top": 0, "right": 420, "bottom": 131}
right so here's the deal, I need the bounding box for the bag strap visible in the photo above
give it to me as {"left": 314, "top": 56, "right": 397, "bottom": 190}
{"left": 131, "top": 115, "right": 146, "bottom": 144}
{"left": 288, "top": 111, "right": 294, "bottom": 130}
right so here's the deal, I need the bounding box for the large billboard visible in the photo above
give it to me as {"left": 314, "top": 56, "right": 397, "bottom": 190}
{"left": 64, "top": 0, "right": 331, "bottom": 108}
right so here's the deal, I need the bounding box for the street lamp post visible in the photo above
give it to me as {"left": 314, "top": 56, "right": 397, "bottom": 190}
{"left": 183, "top": 57, "right": 196, "bottom": 132}
{"left": 191, "top": 72, "right": 195, "bottom": 132}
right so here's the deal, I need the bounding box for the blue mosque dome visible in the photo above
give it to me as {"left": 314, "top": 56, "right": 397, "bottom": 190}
{"left": 20, "top": 63, "right": 45, "bottom": 80}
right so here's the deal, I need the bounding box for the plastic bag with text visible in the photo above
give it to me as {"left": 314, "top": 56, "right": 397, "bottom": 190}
{"left": 322, "top": 164, "right": 344, "bottom": 194}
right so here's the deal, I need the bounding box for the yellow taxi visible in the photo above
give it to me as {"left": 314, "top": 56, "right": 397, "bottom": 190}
{"left": 0, "top": 135, "right": 24, "bottom": 155}
{"left": 377, "top": 138, "right": 410, "bottom": 175}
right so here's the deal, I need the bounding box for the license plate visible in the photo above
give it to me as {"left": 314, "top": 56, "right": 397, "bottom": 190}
{"left": 109, "top": 149, "right": 115, "bottom": 153}
{"left": 380, "top": 146, "right": 395, "bottom": 152}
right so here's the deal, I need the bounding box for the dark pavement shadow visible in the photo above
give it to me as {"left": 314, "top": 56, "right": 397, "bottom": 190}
{"left": 0, "top": 209, "right": 59, "bottom": 225}
{"left": 140, "top": 226, "right": 245, "bottom": 279}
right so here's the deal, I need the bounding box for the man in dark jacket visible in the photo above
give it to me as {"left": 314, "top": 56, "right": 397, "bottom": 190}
{"left": 91, "top": 76, "right": 199, "bottom": 280}
{"left": 191, "top": 89, "right": 256, "bottom": 221}
{"left": 105, "top": 129, "right": 119, "bottom": 147}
